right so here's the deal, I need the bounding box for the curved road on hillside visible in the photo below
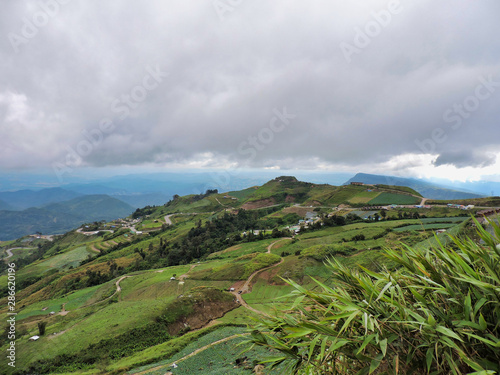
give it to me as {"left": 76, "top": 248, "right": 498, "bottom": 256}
{"left": 4, "top": 247, "right": 35, "bottom": 260}
{"left": 230, "top": 237, "right": 292, "bottom": 316}
{"left": 5, "top": 249, "right": 14, "bottom": 259}
{"left": 165, "top": 214, "right": 174, "bottom": 225}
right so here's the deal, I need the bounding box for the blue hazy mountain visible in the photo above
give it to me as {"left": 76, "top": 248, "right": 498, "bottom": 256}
{"left": 0, "top": 187, "right": 82, "bottom": 211}
{"left": 0, "top": 199, "right": 13, "bottom": 210}
{"left": 0, "top": 195, "right": 134, "bottom": 241}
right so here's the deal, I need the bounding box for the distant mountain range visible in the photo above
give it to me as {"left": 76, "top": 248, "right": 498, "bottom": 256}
{"left": 2, "top": 170, "right": 499, "bottom": 240}
{"left": 0, "top": 199, "right": 13, "bottom": 210}
{"left": 344, "top": 173, "right": 485, "bottom": 200}
{"left": 0, "top": 195, "right": 134, "bottom": 241}
{"left": 0, "top": 187, "right": 82, "bottom": 211}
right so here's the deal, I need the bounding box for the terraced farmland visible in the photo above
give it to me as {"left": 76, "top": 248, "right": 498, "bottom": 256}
{"left": 368, "top": 192, "right": 420, "bottom": 205}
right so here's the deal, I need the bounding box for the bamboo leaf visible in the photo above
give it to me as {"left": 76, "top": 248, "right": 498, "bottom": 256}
{"left": 285, "top": 327, "right": 314, "bottom": 338}
{"left": 260, "top": 356, "right": 287, "bottom": 364}
{"left": 426, "top": 348, "right": 433, "bottom": 372}
{"left": 427, "top": 314, "right": 436, "bottom": 327}
{"left": 356, "top": 333, "right": 376, "bottom": 355}
{"left": 478, "top": 313, "right": 487, "bottom": 331}
{"left": 465, "top": 333, "right": 500, "bottom": 347}
{"left": 436, "top": 326, "right": 463, "bottom": 342}
{"left": 379, "top": 338, "right": 387, "bottom": 357}
{"left": 369, "top": 354, "right": 384, "bottom": 374}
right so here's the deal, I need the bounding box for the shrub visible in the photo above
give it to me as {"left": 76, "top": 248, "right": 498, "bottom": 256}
{"left": 246, "top": 217, "right": 500, "bottom": 374}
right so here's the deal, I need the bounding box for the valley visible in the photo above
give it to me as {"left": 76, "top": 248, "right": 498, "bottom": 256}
{"left": 0, "top": 176, "right": 499, "bottom": 374}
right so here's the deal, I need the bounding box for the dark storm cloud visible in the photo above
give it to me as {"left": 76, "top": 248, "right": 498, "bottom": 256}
{"left": 434, "top": 151, "right": 497, "bottom": 169}
{"left": 1, "top": 0, "right": 499, "bottom": 172}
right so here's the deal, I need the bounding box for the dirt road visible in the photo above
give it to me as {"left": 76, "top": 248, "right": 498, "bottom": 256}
{"left": 4, "top": 247, "right": 35, "bottom": 260}
{"left": 230, "top": 237, "right": 291, "bottom": 316}
{"left": 165, "top": 214, "right": 174, "bottom": 225}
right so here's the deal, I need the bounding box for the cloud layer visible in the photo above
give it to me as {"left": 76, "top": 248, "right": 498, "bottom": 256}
{"left": 1, "top": 0, "right": 500, "bottom": 178}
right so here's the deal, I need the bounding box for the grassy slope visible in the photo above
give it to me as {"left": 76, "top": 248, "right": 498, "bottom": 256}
{"left": 2, "top": 217, "right": 472, "bottom": 374}
{"left": 1, "top": 178, "right": 491, "bottom": 374}
{"left": 374, "top": 184, "right": 422, "bottom": 197}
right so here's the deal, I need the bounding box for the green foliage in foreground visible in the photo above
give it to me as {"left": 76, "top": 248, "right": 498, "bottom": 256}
{"left": 246, "top": 218, "right": 500, "bottom": 374}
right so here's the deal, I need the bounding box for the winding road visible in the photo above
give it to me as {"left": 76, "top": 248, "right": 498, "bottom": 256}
{"left": 4, "top": 247, "right": 35, "bottom": 260}
{"left": 165, "top": 214, "right": 174, "bottom": 225}
{"left": 5, "top": 248, "right": 14, "bottom": 259}
{"left": 230, "top": 237, "right": 291, "bottom": 317}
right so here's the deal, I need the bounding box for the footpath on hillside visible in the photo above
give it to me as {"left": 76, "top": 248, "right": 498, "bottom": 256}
{"left": 229, "top": 238, "right": 290, "bottom": 317}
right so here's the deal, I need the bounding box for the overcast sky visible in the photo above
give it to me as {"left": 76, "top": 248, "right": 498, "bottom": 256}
{"left": 1, "top": 0, "right": 499, "bottom": 183}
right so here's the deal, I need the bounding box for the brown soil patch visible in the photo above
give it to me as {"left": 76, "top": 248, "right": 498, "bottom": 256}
{"left": 58, "top": 303, "right": 69, "bottom": 316}
{"left": 280, "top": 206, "right": 311, "bottom": 217}
{"left": 285, "top": 195, "right": 296, "bottom": 203}
{"left": 167, "top": 299, "right": 238, "bottom": 336}
{"left": 241, "top": 198, "right": 275, "bottom": 210}
{"left": 230, "top": 280, "right": 245, "bottom": 290}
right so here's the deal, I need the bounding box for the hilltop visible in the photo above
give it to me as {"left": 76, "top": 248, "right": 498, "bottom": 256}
{"left": 0, "top": 176, "right": 498, "bottom": 374}
{"left": 346, "top": 172, "right": 484, "bottom": 200}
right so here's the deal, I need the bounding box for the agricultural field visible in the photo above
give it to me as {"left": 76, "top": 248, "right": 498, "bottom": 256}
{"left": 15, "top": 284, "right": 106, "bottom": 320}
{"left": 375, "top": 184, "right": 422, "bottom": 196}
{"left": 207, "top": 239, "right": 277, "bottom": 259}
{"left": 127, "top": 326, "right": 286, "bottom": 375}
{"left": 320, "top": 185, "right": 366, "bottom": 205}
{"left": 393, "top": 223, "right": 457, "bottom": 232}
{"left": 137, "top": 219, "right": 163, "bottom": 230}
{"left": 368, "top": 192, "right": 420, "bottom": 205}
{"left": 347, "top": 189, "right": 381, "bottom": 204}
{"left": 243, "top": 278, "right": 294, "bottom": 314}
{"left": 16, "top": 245, "right": 94, "bottom": 280}
{"left": 392, "top": 217, "right": 468, "bottom": 232}
{"left": 190, "top": 253, "right": 281, "bottom": 281}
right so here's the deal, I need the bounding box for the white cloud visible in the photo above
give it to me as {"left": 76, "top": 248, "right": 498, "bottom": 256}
{"left": 0, "top": 0, "right": 499, "bottom": 181}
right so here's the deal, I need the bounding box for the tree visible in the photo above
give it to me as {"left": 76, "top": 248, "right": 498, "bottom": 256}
{"left": 271, "top": 228, "right": 281, "bottom": 238}
{"left": 380, "top": 210, "right": 387, "bottom": 219}
{"left": 134, "top": 247, "right": 146, "bottom": 260}
{"left": 246, "top": 218, "right": 500, "bottom": 374}
{"left": 38, "top": 322, "right": 47, "bottom": 336}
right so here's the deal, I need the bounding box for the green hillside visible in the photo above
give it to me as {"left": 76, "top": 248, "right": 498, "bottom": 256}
{"left": 0, "top": 177, "right": 498, "bottom": 374}
{"left": 346, "top": 172, "right": 483, "bottom": 200}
